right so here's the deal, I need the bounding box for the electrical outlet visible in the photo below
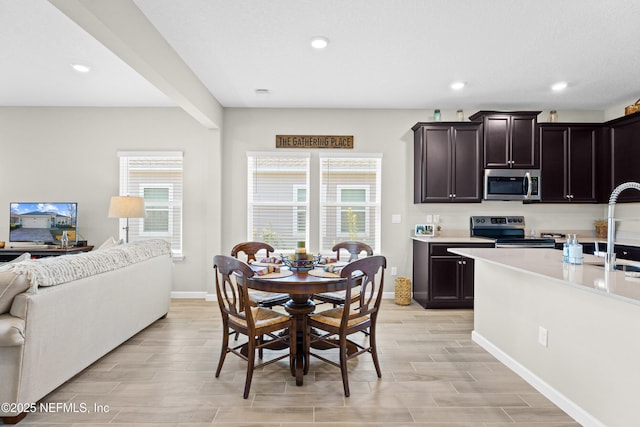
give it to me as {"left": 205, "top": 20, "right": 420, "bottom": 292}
{"left": 538, "top": 326, "right": 548, "bottom": 347}
{"left": 391, "top": 267, "right": 397, "bottom": 276}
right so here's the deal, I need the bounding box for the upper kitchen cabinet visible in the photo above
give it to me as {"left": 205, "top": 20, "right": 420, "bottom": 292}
{"left": 413, "top": 122, "right": 483, "bottom": 203}
{"left": 469, "top": 111, "right": 541, "bottom": 169}
{"left": 539, "top": 124, "right": 600, "bottom": 203}
{"left": 604, "top": 112, "right": 640, "bottom": 203}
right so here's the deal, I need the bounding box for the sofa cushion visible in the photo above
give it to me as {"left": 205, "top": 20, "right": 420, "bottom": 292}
{"left": 0, "top": 314, "right": 25, "bottom": 346}
{"left": 0, "top": 253, "right": 31, "bottom": 314}
{"left": 10, "top": 240, "right": 171, "bottom": 292}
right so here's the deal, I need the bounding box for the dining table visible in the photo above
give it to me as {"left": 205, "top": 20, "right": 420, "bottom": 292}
{"left": 246, "top": 265, "right": 353, "bottom": 386}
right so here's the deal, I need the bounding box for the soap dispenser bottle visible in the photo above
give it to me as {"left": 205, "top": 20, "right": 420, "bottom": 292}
{"left": 569, "top": 234, "right": 583, "bottom": 264}
{"left": 562, "top": 235, "right": 571, "bottom": 263}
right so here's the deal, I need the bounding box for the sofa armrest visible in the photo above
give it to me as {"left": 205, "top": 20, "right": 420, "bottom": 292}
{"left": 0, "top": 314, "right": 25, "bottom": 347}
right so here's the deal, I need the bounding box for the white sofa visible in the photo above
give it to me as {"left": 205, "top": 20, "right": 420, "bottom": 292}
{"left": 0, "top": 240, "right": 173, "bottom": 424}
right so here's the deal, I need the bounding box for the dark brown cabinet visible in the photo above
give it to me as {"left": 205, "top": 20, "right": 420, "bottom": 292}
{"left": 469, "top": 111, "right": 541, "bottom": 169}
{"left": 412, "top": 240, "right": 494, "bottom": 308}
{"left": 413, "top": 122, "right": 483, "bottom": 203}
{"left": 539, "top": 124, "right": 599, "bottom": 203}
{"left": 604, "top": 112, "right": 640, "bottom": 203}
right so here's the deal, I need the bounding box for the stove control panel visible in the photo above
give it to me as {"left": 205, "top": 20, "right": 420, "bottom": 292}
{"left": 470, "top": 216, "right": 525, "bottom": 228}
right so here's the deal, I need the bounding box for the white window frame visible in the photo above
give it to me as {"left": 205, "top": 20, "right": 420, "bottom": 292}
{"left": 247, "top": 152, "right": 310, "bottom": 253}
{"left": 319, "top": 153, "right": 382, "bottom": 254}
{"left": 117, "top": 151, "right": 183, "bottom": 258}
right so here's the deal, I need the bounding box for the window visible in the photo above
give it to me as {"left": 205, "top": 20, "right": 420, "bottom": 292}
{"left": 320, "top": 155, "right": 381, "bottom": 253}
{"left": 336, "top": 186, "right": 369, "bottom": 236}
{"left": 247, "top": 152, "right": 381, "bottom": 254}
{"left": 247, "top": 153, "right": 310, "bottom": 251}
{"left": 117, "top": 151, "right": 183, "bottom": 256}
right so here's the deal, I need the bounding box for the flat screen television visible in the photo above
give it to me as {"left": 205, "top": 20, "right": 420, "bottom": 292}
{"left": 10, "top": 202, "right": 78, "bottom": 245}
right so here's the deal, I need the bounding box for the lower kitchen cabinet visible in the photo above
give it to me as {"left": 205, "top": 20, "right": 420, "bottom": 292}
{"left": 413, "top": 240, "right": 494, "bottom": 308}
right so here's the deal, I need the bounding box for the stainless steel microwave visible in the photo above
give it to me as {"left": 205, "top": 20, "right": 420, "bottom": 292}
{"left": 483, "top": 169, "right": 541, "bottom": 201}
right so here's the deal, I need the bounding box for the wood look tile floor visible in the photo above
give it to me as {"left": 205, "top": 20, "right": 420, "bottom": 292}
{"left": 13, "top": 299, "right": 580, "bottom": 426}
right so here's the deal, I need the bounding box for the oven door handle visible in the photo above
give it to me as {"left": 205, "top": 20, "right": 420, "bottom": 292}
{"left": 524, "top": 172, "right": 533, "bottom": 200}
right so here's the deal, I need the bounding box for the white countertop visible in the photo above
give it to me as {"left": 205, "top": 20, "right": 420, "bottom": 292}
{"left": 411, "top": 236, "right": 492, "bottom": 243}
{"left": 449, "top": 247, "right": 640, "bottom": 307}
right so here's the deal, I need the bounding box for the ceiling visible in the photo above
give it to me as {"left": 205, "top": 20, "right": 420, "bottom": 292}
{"left": 2, "top": 0, "right": 640, "bottom": 119}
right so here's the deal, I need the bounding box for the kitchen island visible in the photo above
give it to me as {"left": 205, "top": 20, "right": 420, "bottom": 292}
{"left": 450, "top": 247, "right": 640, "bottom": 427}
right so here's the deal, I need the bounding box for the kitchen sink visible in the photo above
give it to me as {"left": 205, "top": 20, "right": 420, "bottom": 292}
{"left": 585, "top": 262, "right": 640, "bottom": 276}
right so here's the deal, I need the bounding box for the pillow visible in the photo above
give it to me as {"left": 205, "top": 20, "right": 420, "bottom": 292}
{"left": 96, "top": 236, "right": 117, "bottom": 250}
{"left": 0, "top": 253, "right": 31, "bottom": 314}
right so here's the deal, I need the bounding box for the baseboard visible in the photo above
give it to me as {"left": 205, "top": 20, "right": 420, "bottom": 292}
{"left": 471, "top": 331, "right": 606, "bottom": 427}
{"left": 170, "top": 291, "right": 215, "bottom": 301}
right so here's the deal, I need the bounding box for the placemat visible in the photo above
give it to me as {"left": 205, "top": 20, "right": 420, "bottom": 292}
{"left": 308, "top": 269, "right": 340, "bottom": 278}
{"left": 256, "top": 270, "right": 293, "bottom": 279}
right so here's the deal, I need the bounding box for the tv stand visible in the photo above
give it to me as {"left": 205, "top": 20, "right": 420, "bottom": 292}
{"left": 0, "top": 246, "right": 93, "bottom": 262}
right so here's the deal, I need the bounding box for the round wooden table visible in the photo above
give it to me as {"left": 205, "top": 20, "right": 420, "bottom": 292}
{"left": 247, "top": 269, "right": 347, "bottom": 386}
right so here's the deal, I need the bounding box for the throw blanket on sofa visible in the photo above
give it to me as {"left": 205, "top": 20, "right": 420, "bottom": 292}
{"left": 9, "top": 239, "right": 172, "bottom": 292}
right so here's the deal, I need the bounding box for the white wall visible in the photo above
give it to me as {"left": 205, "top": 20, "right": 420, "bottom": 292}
{"left": 2, "top": 106, "right": 636, "bottom": 295}
{"left": 222, "top": 108, "right": 620, "bottom": 279}
{"left": 0, "top": 107, "right": 221, "bottom": 293}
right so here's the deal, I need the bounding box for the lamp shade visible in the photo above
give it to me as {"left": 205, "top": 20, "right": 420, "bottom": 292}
{"left": 108, "top": 196, "right": 145, "bottom": 218}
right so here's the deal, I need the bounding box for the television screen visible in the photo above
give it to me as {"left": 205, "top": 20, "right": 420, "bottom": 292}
{"left": 10, "top": 202, "right": 78, "bottom": 245}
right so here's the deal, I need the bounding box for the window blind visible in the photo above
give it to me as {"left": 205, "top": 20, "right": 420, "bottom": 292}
{"left": 319, "top": 155, "right": 382, "bottom": 253}
{"left": 247, "top": 153, "right": 310, "bottom": 252}
{"left": 117, "top": 151, "right": 183, "bottom": 256}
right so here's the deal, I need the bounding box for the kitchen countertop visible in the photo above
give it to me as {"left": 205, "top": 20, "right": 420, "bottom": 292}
{"left": 450, "top": 247, "right": 640, "bottom": 307}
{"left": 412, "top": 233, "right": 640, "bottom": 248}
{"left": 411, "top": 236, "right": 492, "bottom": 243}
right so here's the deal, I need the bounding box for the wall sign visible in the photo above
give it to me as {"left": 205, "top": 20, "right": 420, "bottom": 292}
{"left": 276, "top": 135, "right": 353, "bottom": 149}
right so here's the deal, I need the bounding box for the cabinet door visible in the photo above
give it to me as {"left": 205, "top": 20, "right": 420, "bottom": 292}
{"left": 429, "top": 256, "right": 461, "bottom": 301}
{"left": 567, "top": 127, "right": 597, "bottom": 202}
{"left": 483, "top": 116, "right": 510, "bottom": 168}
{"left": 540, "top": 126, "right": 569, "bottom": 202}
{"left": 460, "top": 257, "right": 475, "bottom": 301}
{"left": 610, "top": 114, "right": 640, "bottom": 202}
{"left": 452, "top": 126, "right": 483, "bottom": 202}
{"left": 422, "top": 127, "right": 452, "bottom": 202}
{"left": 510, "top": 115, "right": 539, "bottom": 168}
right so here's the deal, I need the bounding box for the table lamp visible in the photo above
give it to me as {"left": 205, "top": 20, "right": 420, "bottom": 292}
{"left": 108, "top": 196, "right": 145, "bottom": 243}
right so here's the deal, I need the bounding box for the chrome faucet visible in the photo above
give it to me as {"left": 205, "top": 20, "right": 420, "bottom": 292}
{"left": 605, "top": 182, "right": 640, "bottom": 271}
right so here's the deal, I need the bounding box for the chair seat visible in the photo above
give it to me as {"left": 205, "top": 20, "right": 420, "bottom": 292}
{"left": 248, "top": 290, "right": 289, "bottom": 307}
{"left": 231, "top": 307, "right": 291, "bottom": 329}
{"left": 314, "top": 287, "right": 361, "bottom": 306}
{"left": 309, "top": 307, "right": 369, "bottom": 329}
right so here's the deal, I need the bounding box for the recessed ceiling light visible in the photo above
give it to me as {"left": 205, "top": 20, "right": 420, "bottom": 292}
{"left": 551, "top": 81, "right": 568, "bottom": 92}
{"left": 450, "top": 81, "right": 466, "bottom": 90}
{"left": 310, "top": 36, "right": 329, "bottom": 49}
{"left": 71, "top": 63, "right": 91, "bottom": 73}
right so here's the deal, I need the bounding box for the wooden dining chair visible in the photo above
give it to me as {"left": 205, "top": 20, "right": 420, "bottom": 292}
{"left": 307, "top": 255, "right": 386, "bottom": 397}
{"left": 213, "top": 255, "right": 295, "bottom": 398}
{"left": 230, "top": 241, "right": 289, "bottom": 308}
{"left": 314, "top": 241, "right": 373, "bottom": 306}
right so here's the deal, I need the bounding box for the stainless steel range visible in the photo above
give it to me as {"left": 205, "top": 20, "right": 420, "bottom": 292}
{"left": 470, "top": 216, "right": 556, "bottom": 248}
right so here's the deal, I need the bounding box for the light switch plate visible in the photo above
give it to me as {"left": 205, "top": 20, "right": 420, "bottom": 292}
{"left": 391, "top": 214, "right": 401, "bottom": 224}
{"left": 538, "top": 326, "right": 548, "bottom": 347}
